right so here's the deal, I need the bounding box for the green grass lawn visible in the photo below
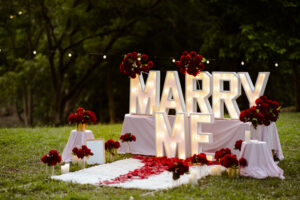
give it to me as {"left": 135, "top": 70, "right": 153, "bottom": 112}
{"left": 0, "top": 113, "right": 299, "bottom": 200}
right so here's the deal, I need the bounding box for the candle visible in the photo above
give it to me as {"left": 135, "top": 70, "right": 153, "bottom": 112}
{"left": 216, "top": 165, "right": 222, "bottom": 176}
{"left": 72, "top": 155, "right": 78, "bottom": 164}
{"left": 188, "top": 170, "right": 198, "bottom": 185}
{"left": 61, "top": 163, "right": 70, "bottom": 174}
{"left": 245, "top": 130, "right": 251, "bottom": 142}
{"left": 211, "top": 167, "right": 217, "bottom": 176}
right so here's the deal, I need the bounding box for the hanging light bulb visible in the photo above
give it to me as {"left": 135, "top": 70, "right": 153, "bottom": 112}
{"left": 206, "top": 60, "right": 210, "bottom": 64}
{"left": 33, "top": 50, "right": 37, "bottom": 55}
{"left": 9, "top": 15, "right": 14, "bottom": 19}
{"left": 241, "top": 61, "right": 245, "bottom": 66}
{"left": 172, "top": 58, "right": 176, "bottom": 63}
{"left": 103, "top": 55, "right": 107, "bottom": 59}
{"left": 137, "top": 57, "right": 141, "bottom": 61}
{"left": 18, "top": 11, "right": 23, "bottom": 15}
{"left": 68, "top": 53, "right": 72, "bottom": 57}
{"left": 0, "top": 49, "right": 2, "bottom": 52}
{"left": 275, "top": 63, "right": 279, "bottom": 67}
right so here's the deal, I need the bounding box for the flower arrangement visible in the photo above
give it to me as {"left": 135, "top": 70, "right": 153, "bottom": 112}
{"left": 120, "top": 133, "right": 136, "bottom": 142}
{"left": 186, "top": 153, "right": 208, "bottom": 165}
{"left": 214, "top": 148, "right": 231, "bottom": 161}
{"left": 238, "top": 157, "right": 248, "bottom": 167}
{"left": 105, "top": 139, "right": 120, "bottom": 153}
{"left": 167, "top": 160, "right": 190, "bottom": 180}
{"left": 68, "top": 107, "right": 97, "bottom": 124}
{"left": 120, "top": 52, "right": 154, "bottom": 78}
{"left": 220, "top": 154, "right": 239, "bottom": 169}
{"left": 234, "top": 140, "right": 243, "bottom": 151}
{"left": 41, "top": 150, "right": 62, "bottom": 166}
{"left": 240, "top": 96, "right": 280, "bottom": 128}
{"left": 175, "top": 51, "right": 205, "bottom": 76}
{"left": 72, "top": 145, "right": 93, "bottom": 159}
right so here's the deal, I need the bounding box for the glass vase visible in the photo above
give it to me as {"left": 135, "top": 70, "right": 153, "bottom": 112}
{"left": 126, "top": 142, "right": 131, "bottom": 153}
{"left": 78, "top": 158, "right": 86, "bottom": 169}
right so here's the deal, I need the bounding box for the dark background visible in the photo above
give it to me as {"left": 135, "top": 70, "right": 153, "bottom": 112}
{"left": 0, "top": 0, "right": 299, "bottom": 127}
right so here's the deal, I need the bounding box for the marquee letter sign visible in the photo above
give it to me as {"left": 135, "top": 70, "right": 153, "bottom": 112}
{"left": 130, "top": 71, "right": 160, "bottom": 114}
{"left": 155, "top": 112, "right": 187, "bottom": 159}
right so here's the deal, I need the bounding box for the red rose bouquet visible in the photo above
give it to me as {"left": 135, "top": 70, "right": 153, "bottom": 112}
{"left": 214, "top": 148, "right": 232, "bottom": 161}
{"left": 120, "top": 133, "right": 136, "bottom": 142}
{"left": 240, "top": 96, "right": 280, "bottom": 129}
{"left": 238, "top": 157, "right": 248, "bottom": 168}
{"left": 220, "top": 154, "right": 239, "bottom": 168}
{"left": 167, "top": 160, "right": 190, "bottom": 180}
{"left": 105, "top": 139, "right": 120, "bottom": 153}
{"left": 175, "top": 51, "right": 205, "bottom": 76}
{"left": 234, "top": 140, "right": 243, "bottom": 151}
{"left": 41, "top": 150, "right": 62, "bottom": 166}
{"left": 72, "top": 145, "right": 93, "bottom": 159}
{"left": 120, "top": 52, "right": 154, "bottom": 79}
{"left": 186, "top": 153, "right": 208, "bottom": 165}
{"left": 68, "top": 107, "right": 97, "bottom": 125}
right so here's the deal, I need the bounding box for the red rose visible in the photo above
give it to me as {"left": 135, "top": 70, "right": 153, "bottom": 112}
{"left": 132, "top": 135, "right": 136, "bottom": 141}
{"left": 234, "top": 140, "right": 243, "bottom": 151}
{"left": 41, "top": 155, "right": 49, "bottom": 164}
{"left": 72, "top": 147, "right": 78, "bottom": 154}
{"left": 82, "top": 145, "right": 87, "bottom": 150}
{"left": 76, "top": 149, "right": 84, "bottom": 159}
{"left": 114, "top": 141, "right": 120, "bottom": 148}
{"left": 239, "top": 157, "right": 248, "bottom": 167}
{"left": 147, "top": 61, "right": 154, "bottom": 69}
{"left": 197, "top": 153, "right": 208, "bottom": 164}
{"left": 141, "top": 54, "right": 148, "bottom": 62}
{"left": 260, "top": 96, "right": 268, "bottom": 101}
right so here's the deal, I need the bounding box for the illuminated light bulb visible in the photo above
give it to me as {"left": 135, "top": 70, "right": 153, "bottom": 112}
{"left": 138, "top": 57, "right": 141, "bottom": 61}
{"left": 131, "top": 87, "right": 137, "bottom": 93}
{"left": 143, "top": 98, "right": 148, "bottom": 104}
{"left": 68, "top": 53, "right": 72, "bottom": 57}
{"left": 206, "top": 60, "right": 210, "bottom": 64}
{"left": 33, "top": 50, "right": 37, "bottom": 55}
{"left": 0, "top": 49, "right": 2, "bottom": 52}
{"left": 164, "top": 89, "right": 169, "bottom": 94}
{"left": 172, "top": 58, "right": 176, "bottom": 63}
{"left": 18, "top": 11, "right": 23, "bottom": 15}
{"left": 9, "top": 15, "right": 14, "bottom": 19}
{"left": 241, "top": 61, "right": 245, "bottom": 66}
{"left": 148, "top": 82, "right": 154, "bottom": 87}
{"left": 103, "top": 55, "right": 107, "bottom": 59}
{"left": 171, "top": 101, "right": 176, "bottom": 107}
{"left": 275, "top": 63, "right": 279, "bottom": 67}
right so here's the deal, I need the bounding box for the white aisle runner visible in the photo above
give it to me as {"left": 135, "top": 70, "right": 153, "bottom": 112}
{"left": 52, "top": 158, "right": 220, "bottom": 190}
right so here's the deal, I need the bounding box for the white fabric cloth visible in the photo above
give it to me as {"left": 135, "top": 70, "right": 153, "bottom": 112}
{"left": 239, "top": 141, "right": 284, "bottom": 179}
{"left": 250, "top": 123, "right": 284, "bottom": 160}
{"left": 119, "top": 114, "right": 283, "bottom": 160}
{"left": 62, "top": 130, "right": 94, "bottom": 162}
{"left": 52, "top": 158, "right": 222, "bottom": 190}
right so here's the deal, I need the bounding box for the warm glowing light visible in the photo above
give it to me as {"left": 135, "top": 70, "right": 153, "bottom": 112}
{"left": 33, "top": 50, "right": 37, "bottom": 55}
{"left": 241, "top": 61, "right": 245, "bottom": 66}
{"left": 172, "top": 58, "right": 176, "bottom": 63}
{"left": 18, "top": 11, "right": 23, "bottom": 15}
{"left": 275, "top": 63, "right": 278, "bottom": 67}
{"left": 130, "top": 71, "right": 160, "bottom": 114}
{"left": 206, "top": 60, "right": 210, "bottom": 64}
{"left": 103, "top": 55, "right": 107, "bottom": 59}
{"left": 68, "top": 53, "right": 72, "bottom": 57}
{"left": 238, "top": 72, "right": 269, "bottom": 107}
{"left": 9, "top": 15, "right": 14, "bottom": 19}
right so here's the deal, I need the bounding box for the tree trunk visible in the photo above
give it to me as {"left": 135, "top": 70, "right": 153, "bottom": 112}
{"left": 22, "top": 86, "right": 33, "bottom": 126}
{"left": 291, "top": 61, "right": 300, "bottom": 112}
{"left": 106, "top": 66, "right": 115, "bottom": 123}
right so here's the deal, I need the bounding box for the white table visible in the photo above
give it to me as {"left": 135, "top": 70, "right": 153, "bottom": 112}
{"left": 62, "top": 130, "right": 94, "bottom": 162}
{"left": 118, "top": 114, "right": 284, "bottom": 160}
{"left": 239, "top": 141, "right": 284, "bottom": 179}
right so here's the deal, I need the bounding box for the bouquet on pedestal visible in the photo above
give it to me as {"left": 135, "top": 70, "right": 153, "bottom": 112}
{"left": 120, "top": 52, "right": 154, "bottom": 79}
{"left": 68, "top": 107, "right": 97, "bottom": 131}
{"left": 175, "top": 51, "right": 205, "bottom": 76}
{"left": 41, "top": 150, "right": 62, "bottom": 175}
{"left": 120, "top": 133, "right": 136, "bottom": 153}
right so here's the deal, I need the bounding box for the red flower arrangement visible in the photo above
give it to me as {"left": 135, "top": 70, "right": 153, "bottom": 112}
{"left": 234, "top": 140, "right": 243, "bottom": 151}
{"left": 220, "top": 154, "right": 239, "bottom": 168}
{"left": 175, "top": 51, "right": 205, "bottom": 76}
{"left": 105, "top": 139, "right": 120, "bottom": 152}
{"left": 120, "top": 133, "right": 136, "bottom": 142}
{"left": 240, "top": 96, "right": 280, "bottom": 128}
{"left": 167, "top": 160, "right": 190, "bottom": 180}
{"left": 120, "top": 52, "right": 154, "bottom": 78}
{"left": 68, "top": 107, "right": 97, "bottom": 124}
{"left": 238, "top": 157, "right": 248, "bottom": 167}
{"left": 72, "top": 145, "right": 93, "bottom": 159}
{"left": 186, "top": 153, "right": 208, "bottom": 165}
{"left": 41, "top": 150, "right": 62, "bottom": 166}
{"left": 214, "top": 148, "right": 231, "bottom": 161}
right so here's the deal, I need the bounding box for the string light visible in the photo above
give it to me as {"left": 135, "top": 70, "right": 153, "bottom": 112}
{"left": 103, "top": 55, "right": 107, "bottom": 59}
{"left": 68, "top": 53, "right": 72, "bottom": 57}
{"left": 0, "top": 49, "right": 2, "bottom": 52}
{"left": 33, "top": 50, "right": 37, "bottom": 55}
{"left": 9, "top": 15, "right": 14, "bottom": 19}
{"left": 275, "top": 63, "right": 278, "bottom": 67}
{"left": 172, "top": 58, "right": 176, "bottom": 63}
{"left": 137, "top": 57, "right": 141, "bottom": 61}
{"left": 206, "top": 60, "right": 210, "bottom": 64}
{"left": 241, "top": 61, "right": 245, "bottom": 66}
{"left": 18, "top": 11, "right": 23, "bottom": 15}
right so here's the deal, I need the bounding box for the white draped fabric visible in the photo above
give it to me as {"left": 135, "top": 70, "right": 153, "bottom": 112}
{"left": 239, "top": 141, "right": 284, "bottom": 179}
{"left": 62, "top": 130, "right": 95, "bottom": 162}
{"left": 118, "top": 114, "right": 284, "bottom": 160}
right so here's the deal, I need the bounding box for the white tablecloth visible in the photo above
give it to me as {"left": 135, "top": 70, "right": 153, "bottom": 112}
{"left": 239, "top": 141, "right": 284, "bottom": 179}
{"left": 62, "top": 130, "right": 94, "bottom": 162}
{"left": 118, "top": 114, "right": 283, "bottom": 159}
